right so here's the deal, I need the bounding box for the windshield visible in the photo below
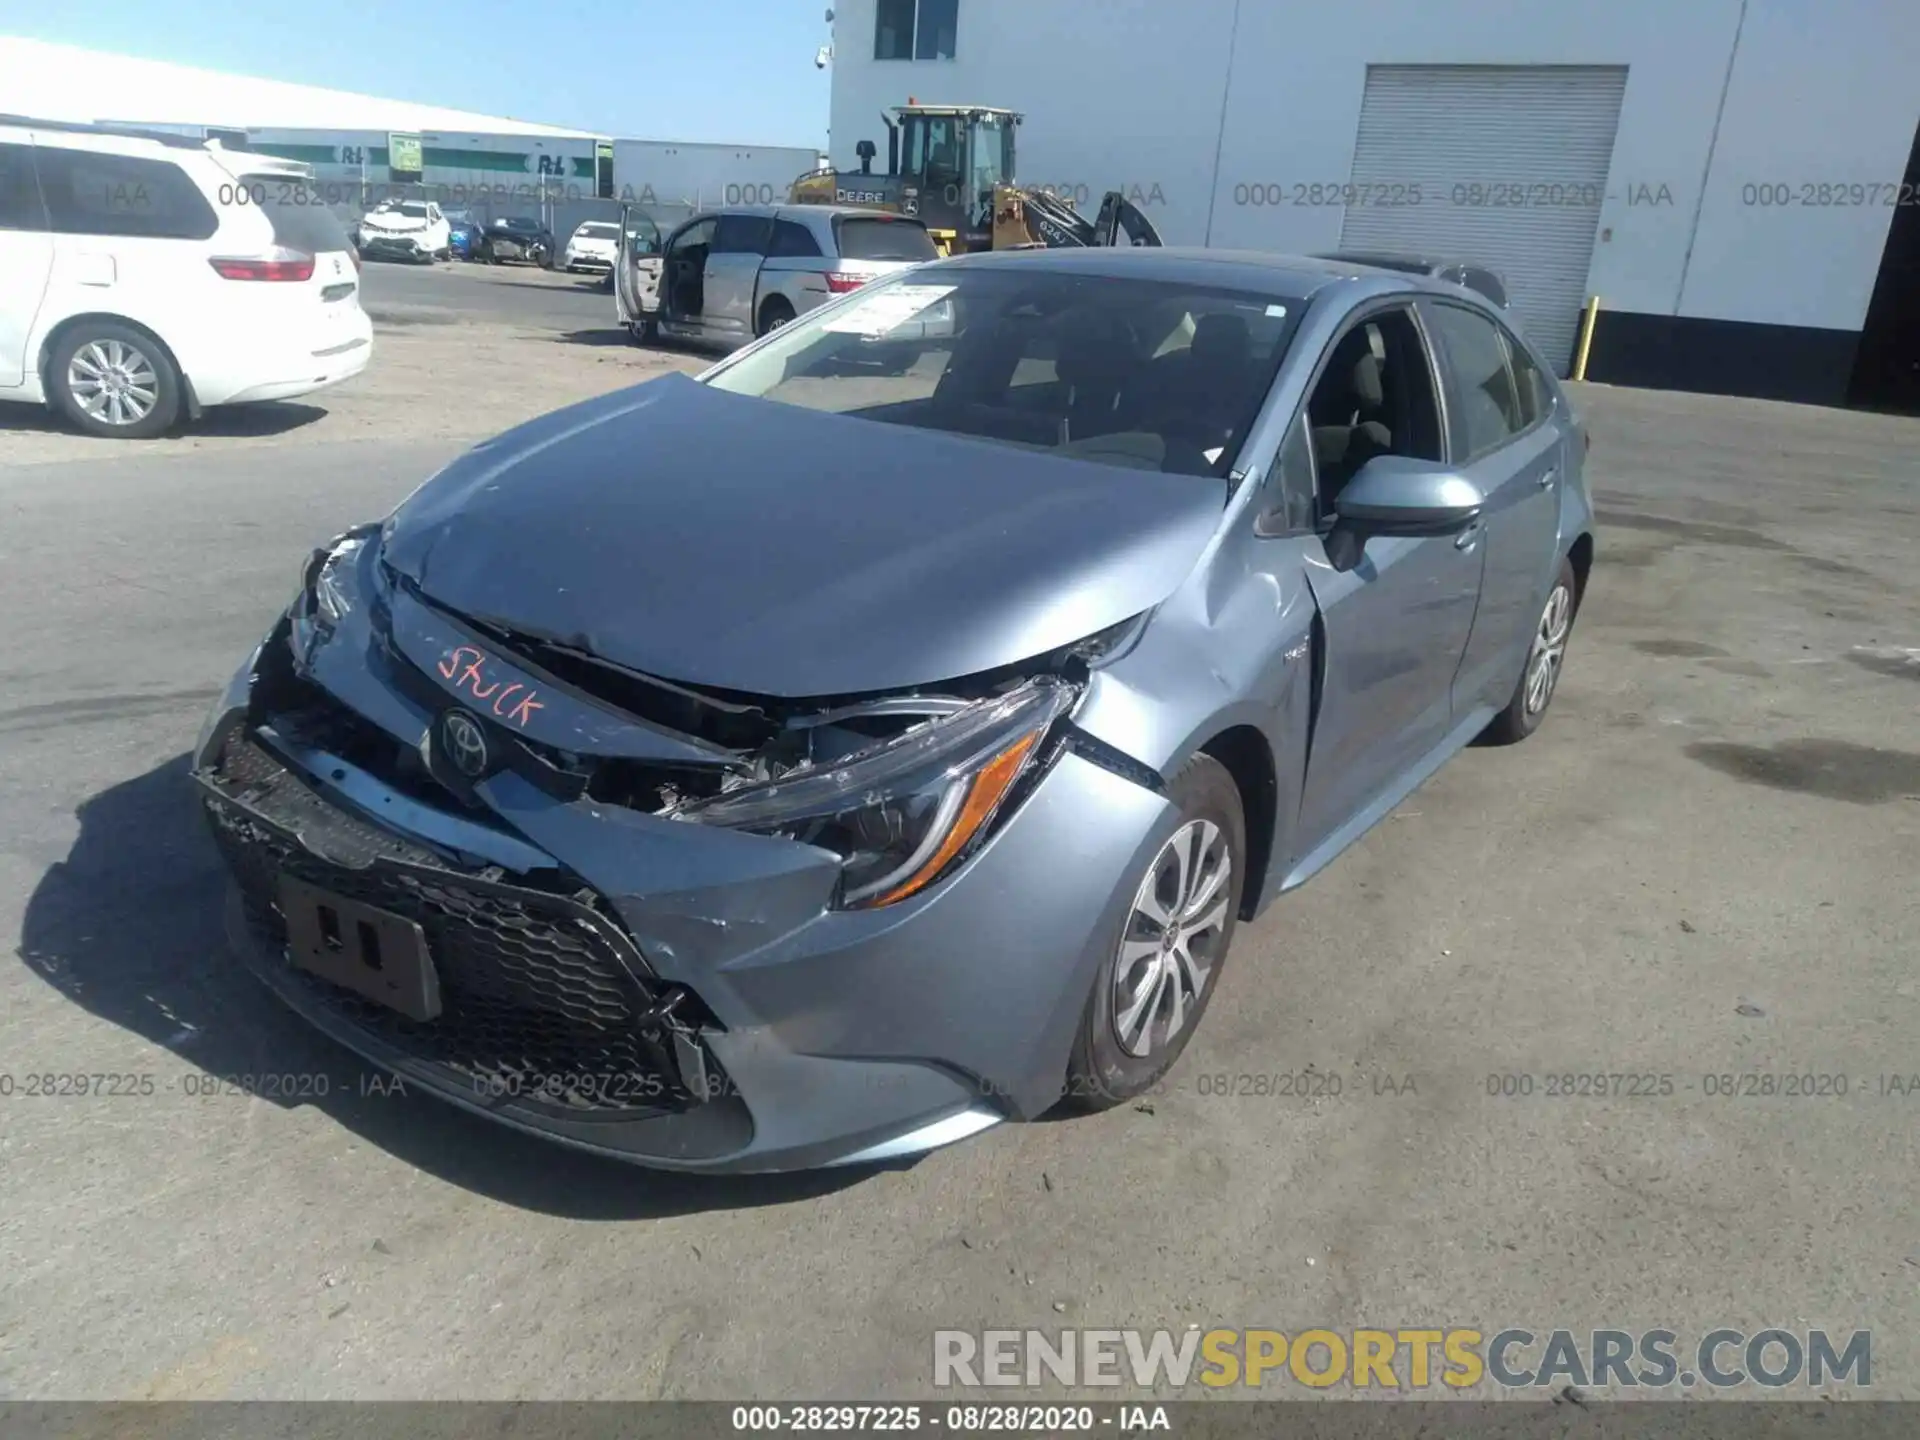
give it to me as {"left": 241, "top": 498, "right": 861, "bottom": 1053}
{"left": 703, "top": 267, "right": 1301, "bottom": 478}
{"left": 497, "top": 217, "right": 538, "bottom": 231}
{"left": 576, "top": 222, "right": 619, "bottom": 239}
{"left": 394, "top": 202, "right": 429, "bottom": 219}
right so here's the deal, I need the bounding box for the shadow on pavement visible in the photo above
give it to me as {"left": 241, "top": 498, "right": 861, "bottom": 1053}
{"left": 482, "top": 277, "right": 614, "bottom": 296}
{"left": 16, "top": 753, "right": 873, "bottom": 1218}
{"left": 551, "top": 328, "right": 644, "bottom": 349}
{"left": 0, "top": 402, "right": 327, "bottom": 440}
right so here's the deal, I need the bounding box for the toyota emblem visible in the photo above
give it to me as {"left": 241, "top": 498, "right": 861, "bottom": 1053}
{"left": 439, "top": 709, "right": 490, "bottom": 778}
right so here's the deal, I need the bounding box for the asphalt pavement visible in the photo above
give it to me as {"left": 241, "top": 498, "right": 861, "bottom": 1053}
{"left": 356, "top": 256, "right": 616, "bottom": 330}
{"left": 1, "top": 296, "right": 1917, "bottom": 1401}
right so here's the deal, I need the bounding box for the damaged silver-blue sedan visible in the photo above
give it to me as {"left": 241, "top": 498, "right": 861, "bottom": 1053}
{"left": 194, "top": 248, "right": 1595, "bottom": 1173}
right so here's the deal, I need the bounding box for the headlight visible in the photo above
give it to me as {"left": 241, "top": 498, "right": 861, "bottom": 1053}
{"left": 674, "top": 678, "right": 1076, "bottom": 908}
{"left": 298, "top": 524, "right": 381, "bottom": 626}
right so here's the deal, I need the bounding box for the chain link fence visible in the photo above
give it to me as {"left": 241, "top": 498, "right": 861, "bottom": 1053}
{"left": 308, "top": 177, "right": 776, "bottom": 264}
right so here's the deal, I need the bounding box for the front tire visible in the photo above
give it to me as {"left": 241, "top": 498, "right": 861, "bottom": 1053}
{"left": 1482, "top": 555, "right": 1579, "bottom": 744}
{"left": 48, "top": 323, "right": 181, "bottom": 439}
{"left": 1064, "top": 753, "right": 1245, "bottom": 1110}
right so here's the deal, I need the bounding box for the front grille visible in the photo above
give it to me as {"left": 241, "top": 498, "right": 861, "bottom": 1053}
{"left": 202, "top": 731, "right": 709, "bottom": 1114}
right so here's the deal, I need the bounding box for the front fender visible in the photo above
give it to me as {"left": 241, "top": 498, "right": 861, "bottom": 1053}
{"left": 1070, "top": 535, "right": 1321, "bottom": 915}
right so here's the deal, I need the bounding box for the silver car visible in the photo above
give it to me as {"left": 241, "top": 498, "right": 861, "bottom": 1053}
{"left": 633, "top": 204, "right": 941, "bottom": 348}
{"left": 195, "top": 249, "right": 1593, "bottom": 1174}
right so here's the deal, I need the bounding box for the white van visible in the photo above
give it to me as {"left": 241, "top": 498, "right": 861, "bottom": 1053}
{"left": 0, "top": 116, "right": 373, "bottom": 438}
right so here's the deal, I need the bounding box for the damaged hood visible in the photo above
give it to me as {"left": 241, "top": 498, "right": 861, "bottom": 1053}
{"left": 380, "top": 373, "right": 1226, "bottom": 697}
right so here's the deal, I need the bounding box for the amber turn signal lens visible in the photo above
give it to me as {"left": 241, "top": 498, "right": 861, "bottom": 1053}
{"left": 868, "top": 731, "right": 1042, "bottom": 907}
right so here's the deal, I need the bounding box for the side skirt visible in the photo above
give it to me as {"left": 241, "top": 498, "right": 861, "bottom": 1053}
{"left": 1277, "top": 703, "right": 1497, "bottom": 894}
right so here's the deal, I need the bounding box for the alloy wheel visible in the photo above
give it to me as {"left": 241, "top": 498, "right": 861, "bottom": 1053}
{"left": 67, "top": 340, "right": 159, "bottom": 427}
{"left": 1111, "top": 819, "right": 1234, "bottom": 1058}
{"left": 1524, "top": 582, "right": 1574, "bottom": 715}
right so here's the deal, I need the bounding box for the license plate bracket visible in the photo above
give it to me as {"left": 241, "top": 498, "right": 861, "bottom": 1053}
{"left": 278, "top": 874, "right": 442, "bottom": 1022}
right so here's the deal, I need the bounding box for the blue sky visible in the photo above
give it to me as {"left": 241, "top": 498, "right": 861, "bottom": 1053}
{"left": 9, "top": 0, "right": 834, "bottom": 146}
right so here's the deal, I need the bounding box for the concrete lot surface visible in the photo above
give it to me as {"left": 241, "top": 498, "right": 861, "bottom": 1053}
{"left": 0, "top": 264, "right": 1916, "bottom": 1401}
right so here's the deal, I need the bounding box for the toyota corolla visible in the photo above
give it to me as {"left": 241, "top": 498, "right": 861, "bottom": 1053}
{"left": 194, "top": 248, "right": 1594, "bottom": 1173}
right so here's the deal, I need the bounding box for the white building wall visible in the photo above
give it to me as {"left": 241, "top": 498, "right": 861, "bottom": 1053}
{"left": 829, "top": 0, "right": 1236, "bottom": 231}
{"left": 1210, "top": 0, "right": 1744, "bottom": 322}
{"left": 1678, "top": 0, "right": 1920, "bottom": 331}
{"left": 830, "top": 0, "right": 1920, "bottom": 334}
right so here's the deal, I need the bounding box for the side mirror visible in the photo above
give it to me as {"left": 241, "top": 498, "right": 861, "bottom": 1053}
{"left": 1333, "top": 456, "right": 1483, "bottom": 538}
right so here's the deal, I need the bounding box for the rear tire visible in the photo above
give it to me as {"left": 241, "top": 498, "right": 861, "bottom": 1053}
{"left": 48, "top": 322, "right": 182, "bottom": 440}
{"left": 1482, "top": 555, "right": 1579, "bottom": 744}
{"left": 1063, "top": 753, "right": 1245, "bottom": 1110}
{"left": 757, "top": 296, "right": 797, "bottom": 337}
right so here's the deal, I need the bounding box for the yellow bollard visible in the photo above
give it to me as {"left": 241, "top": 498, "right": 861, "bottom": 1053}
{"left": 1572, "top": 296, "right": 1602, "bottom": 382}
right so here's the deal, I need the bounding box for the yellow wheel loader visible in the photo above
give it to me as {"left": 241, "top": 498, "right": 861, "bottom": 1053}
{"left": 788, "top": 104, "right": 1163, "bottom": 256}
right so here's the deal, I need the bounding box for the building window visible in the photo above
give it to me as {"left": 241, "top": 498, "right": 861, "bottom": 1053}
{"left": 875, "top": 0, "right": 957, "bottom": 60}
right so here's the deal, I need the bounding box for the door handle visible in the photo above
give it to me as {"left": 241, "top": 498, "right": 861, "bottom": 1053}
{"left": 1537, "top": 468, "right": 1558, "bottom": 489}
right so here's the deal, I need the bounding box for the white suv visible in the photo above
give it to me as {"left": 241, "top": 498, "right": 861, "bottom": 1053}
{"left": 0, "top": 117, "right": 373, "bottom": 439}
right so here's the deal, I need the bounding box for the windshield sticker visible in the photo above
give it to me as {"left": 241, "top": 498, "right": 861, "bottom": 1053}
{"left": 822, "top": 284, "right": 957, "bottom": 337}
{"left": 1265, "top": 304, "right": 1288, "bottom": 318}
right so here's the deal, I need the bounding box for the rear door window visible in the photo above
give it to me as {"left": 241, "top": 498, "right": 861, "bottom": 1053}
{"left": 832, "top": 216, "right": 938, "bottom": 262}
{"left": 236, "top": 174, "right": 352, "bottom": 254}
{"left": 768, "top": 219, "right": 824, "bottom": 258}
{"left": 36, "top": 146, "right": 219, "bottom": 240}
{"left": 0, "top": 143, "right": 46, "bottom": 230}
{"left": 1499, "top": 326, "right": 1550, "bottom": 429}
{"left": 1427, "top": 302, "right": 1524, "bottom": 460}
{"left": 712, "top": 213, "right": 772, "bottom": 255}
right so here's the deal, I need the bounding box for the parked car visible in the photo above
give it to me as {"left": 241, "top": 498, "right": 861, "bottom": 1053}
{"left": 194, "top": 247, "right": 1593, "bottom": 1172}
{"left": 443, "top": 209, "right": 481, "bottom": 261}
{"left": 644, "top": 204, "right": 940, "bottom": 348}
{"left": 0, "top": 116, "right": 372, "bottom": 439}
{"left": 476, "top": 215, "right": 551, "bottom": 266}
{"left": 1315, "top": 251, "right": 1510, "bottom": 309}
{"left": 356, "top": 198, "right": 452, "bottom": 264}
{"left": 561, "top": 219, "right": 620, "bottom": 276}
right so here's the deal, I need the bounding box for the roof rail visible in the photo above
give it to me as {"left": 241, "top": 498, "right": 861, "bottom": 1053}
{"left": 0, "top": 114, "right": 210, "bottom": 149}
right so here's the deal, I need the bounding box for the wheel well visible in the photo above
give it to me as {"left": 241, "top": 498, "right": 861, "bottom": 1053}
{"left": 1567, "top": 531, "right": 1595, "bottom": 611}
{"left": 39, "top": 313, "right": 185, "bottom": 398}
{"left": 759, "top": 293, "right": 795, "bottom": 325}
{"left": 1198, "top": 726, "right": 1278, "bottom": 920}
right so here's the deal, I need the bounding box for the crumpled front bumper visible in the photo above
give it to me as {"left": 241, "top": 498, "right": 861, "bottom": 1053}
{"left": 359, "top": 231, "right": 430, "bottom": 257}
{"left": 193, "top": 606, "right": 1173, "bottom": 1173}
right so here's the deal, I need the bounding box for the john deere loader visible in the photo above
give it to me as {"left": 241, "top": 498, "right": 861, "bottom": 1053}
{"left": 788, "top": 104, "right": 1163, "bottom": 256}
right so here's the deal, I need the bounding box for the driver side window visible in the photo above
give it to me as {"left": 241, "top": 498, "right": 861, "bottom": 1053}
{"left": 670, "top": 217, "right": 716, "bottom": 257}
{"left": 1303, "top": 306, "right": 1444, "bottom": 513}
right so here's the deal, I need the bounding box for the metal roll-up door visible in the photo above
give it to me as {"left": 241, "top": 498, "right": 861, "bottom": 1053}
{"left": 1340, "top": 65, "right": 1628, "bottom": 374}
